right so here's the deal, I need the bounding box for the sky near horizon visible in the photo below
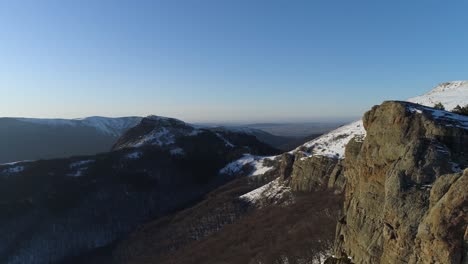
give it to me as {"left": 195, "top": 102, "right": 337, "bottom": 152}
{"left": 0, "top": 0, "right": 467, "bottom": 123}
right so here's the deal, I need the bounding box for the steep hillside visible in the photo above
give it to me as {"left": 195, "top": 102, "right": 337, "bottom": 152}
{"left": 0, "top": 117, "right": 141, "bottom": 163}
{"left": 165, "top": 81, "right": 467, "bottom": 263}
{"left": 206, "top": 126, "right": 323, "bottom": 151}
{"left": 0, "top": 116, "right": 278, "bottom": 264}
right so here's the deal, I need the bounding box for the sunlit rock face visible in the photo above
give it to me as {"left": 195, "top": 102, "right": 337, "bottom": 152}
{"left": 332, "top": 101, "right": 467, "bottom": 264}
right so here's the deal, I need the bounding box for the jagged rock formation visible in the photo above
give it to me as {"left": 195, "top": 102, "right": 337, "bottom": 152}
{"left": 331, "top": 101, "right": 467, "bottom": 264}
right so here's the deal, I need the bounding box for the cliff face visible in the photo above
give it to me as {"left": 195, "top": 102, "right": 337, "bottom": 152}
{"left": 281, "top": 153, "right": 345, "bottom": 193}
{"left": 332, "top": 101, "right": 467, "bottom": 264}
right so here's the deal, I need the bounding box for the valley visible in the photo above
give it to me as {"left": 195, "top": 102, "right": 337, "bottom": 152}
{"left": 1, "top": 81, "right": 466, "bottom": 263}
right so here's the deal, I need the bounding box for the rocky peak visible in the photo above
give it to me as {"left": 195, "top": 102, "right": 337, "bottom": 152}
{"left": 112, "top": 115, "right": 199, "bottom": 150}
{"left": 331, "top": 101, "right": 467, "bottom": 263}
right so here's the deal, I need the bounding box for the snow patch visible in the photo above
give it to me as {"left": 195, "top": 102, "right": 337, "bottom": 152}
{"left": 408, "top": 107, "right": 423, "bottom": 114}
{"left": 220, "top": 154, "right": 275, "bottom": 176}
{"left": 1, "top": 166, "right": 25, "bottom": 174}
{"left": 215, "top": 133, "right": 235, "bottom": 147}
{"left": 133, "top": 127, "right": 176, "bottom": 147}
{"left": 240, "top": 178, "right": 293, "bottom": 207}
{"left": 407, "top": 104, "right": 468, "bottom": 130}
{"left": 408, "top": 81, "right": 468, "bottom": 111}
{"left": 295, "top": 121, "right": 365, "bottom": 159}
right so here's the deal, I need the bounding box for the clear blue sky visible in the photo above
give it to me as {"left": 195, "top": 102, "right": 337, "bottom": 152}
{"left": 1, "top": 0, "right": 467, "bottom": 123}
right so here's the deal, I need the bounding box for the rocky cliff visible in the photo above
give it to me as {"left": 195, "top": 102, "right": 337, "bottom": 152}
{"left": 283, "top": 153, "right": 345, "bottom": 193}
{"left": 330, "top": 101, "right": 467, "bottom": 264}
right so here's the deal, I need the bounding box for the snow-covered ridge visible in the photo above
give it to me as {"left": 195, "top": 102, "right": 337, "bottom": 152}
{"left": 217, "top": 81, "right": 467, "bottom": 178}
{"left": 132, "top": 127, "right": 176, "bottom": 148}
{"left": 0, "top": 160, "right": 33, "bottom": 176}
{"left": 15, "top": 116, "right": 142, "bottom": 137}
{"left": 408, "top": 81, "right": 468, "bottom": 111}
{"left": 115, "top": 115, "right": 201, "bottom": 150}
{"left": 220, "top": 154, "right": 276, "bottom": 176}
{"left": 427, "top": 81, "right": 468, "bottom": 94}
{"left": 240, "top": 178, "right": 293, "bottom": 207}
{"left": 295, "top": 81, "right": 468, "bottom": 160}
{"left": 296, "top": 121, "right": 365, "bottom": 159}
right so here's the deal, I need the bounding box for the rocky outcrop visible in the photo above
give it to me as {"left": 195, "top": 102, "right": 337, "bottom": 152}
{"left": 331, "top": 101, "right": 468, "bottom": 263}
{"left": 288, "top": 154, "right": 342, "bottom": 191}
{"left": 274, "top": 152, "right": 346, "bottom": 193}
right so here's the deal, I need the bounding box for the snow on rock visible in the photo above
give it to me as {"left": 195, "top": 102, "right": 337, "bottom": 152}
{"left": 133, "top": 127, "right": 176, "bottom": 147}
{"left": 295, "top": 80, "right": 468, "bottom": 160}
{"left": 1, "top": 166, "right": 25, "bottom": 175}
{"left": 295, "top": 121, "right": 365, "bottom": 159}
{"left": 408, "top": 81, "right": 468, "bottom": 111}
{"left": 116, "top": 116, "right": 203, "bottom": 149}
{"left": 219, "top": 154, "right": 275, "bottom": 176}
{"left": 407, "top": 104, "right": 468, "bottom": 130}
{"left": 240, "top": 178, "right": 293, "bottom": 207}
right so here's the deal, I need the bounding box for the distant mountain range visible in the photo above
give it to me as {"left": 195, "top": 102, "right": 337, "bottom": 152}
{"left": 0, "top": 116, "right": 326, "bottom": 164}
{"left": 0, "top": 116, "right": 279, "bottom": 264}
{"left": 0, "top": 117, "right": 142, "bottom": 163}
{"left": 0, "top": 81, "right": 466, "bottom": 264}
{"left": 239, "top": 122, "right": 344, "bottom": 137}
